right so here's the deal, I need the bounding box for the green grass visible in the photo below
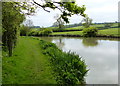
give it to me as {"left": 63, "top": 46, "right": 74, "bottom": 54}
{"left": 33, "top": 26, "right": 83, "bottom": 31}
{"left": 2, "top": 36, "right": 88, "bottom": 84}
{"left": 98, "top": 28, "right": 120, "bottom": 36}
{"left": 111, "top": 23, "right": 118, "bottom": 27}
{"left": 32, "top": 23, "right": 118, "bottom": 32}
{"left": 47, "top": 27, "right": 58, "bottom": 30}
{"left": 2, "top": 36, "right": 56, "bottom": 84}
{"left": 52, "top": 28, "right": 119, "bottom": 37}
{"left": 91, "top": 23, "right": 118, "bottom": 28}
{"left": 91, "top": 24, "right": 105, "bottom": 28}
{"left": 49, "top": 23, "right": 118, "bottom": 32}
{"left": 63, "top": 26, "right": 83, "bottom": 30}
{"left": 52, "top": 31, "right": 83, "bottom": 35}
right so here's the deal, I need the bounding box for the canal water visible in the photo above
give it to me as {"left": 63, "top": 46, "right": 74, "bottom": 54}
{"left": 40, "top": 37, "right": 119, "bottom": 84}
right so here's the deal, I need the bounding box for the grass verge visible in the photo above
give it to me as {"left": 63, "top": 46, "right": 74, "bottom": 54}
{"left": 2, "top": 36, "right": 56, "bottom": 84}
{"left": 2, "top": 36, "right": 88, "bottom": 85}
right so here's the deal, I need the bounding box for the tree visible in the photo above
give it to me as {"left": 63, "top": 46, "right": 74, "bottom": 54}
{"left": 81, "top": 16, "right": 92, "bottom": 28}
{"left": 20, "top": 25, "right": 30, "bottom": 36}
{"left": 32, "top": 0, "right": 86, "bottom": 23}
{"left": 2, "top": 2, "right": 36, "bottom": 56}
{"left": 21, "top": 19, "right": 34, "bottom": 36}
{"left": 82, "top": 27, "right": 98, "bottom": 37}
{"left": 24, "top": 19, "right": 34, "bottom": 28}
{"left": 2, "top": 1, "right": 87, "bottom": 57}
{"left": 53, "top": 14, "right": 65, "bottom": 29}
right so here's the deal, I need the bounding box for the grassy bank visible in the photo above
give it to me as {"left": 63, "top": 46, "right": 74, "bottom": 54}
{"left": 2, "top": 36, "right": 88, "bottom": 84}
{"left": 39, "top": 40, "right": 88, "bottom": 85}
{"left": 2, "top": 37, "right": 56, "bottom": 84}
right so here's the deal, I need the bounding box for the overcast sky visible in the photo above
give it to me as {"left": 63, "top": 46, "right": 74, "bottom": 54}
{"left": 27, "top": 0, "right": 119, "bottom": 27}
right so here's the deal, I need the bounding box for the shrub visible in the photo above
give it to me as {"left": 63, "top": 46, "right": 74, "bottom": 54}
{"left": 82, "top": 27, "right": 98, "bottom": 37}
{"left": 27, "top": 28, "right": 53, "bottom": 36}
{"left": 40, "top": 40, "right": 88, "bottom": 85}
{"left": 28, "top": 30, "right": 39, "bottom": 36}
{"left": 20, "top": 25, "right": 30, "bottom": 36}
{"left": 39, "top": 29, "right": 53, "bottom": 36}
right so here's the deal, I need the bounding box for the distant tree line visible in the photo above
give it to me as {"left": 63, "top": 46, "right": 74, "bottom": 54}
{"left": 51, "top": 23, "right": 82, "bottom": 28}
{"left": 51, "top": 21, "right": 119, "bottom": 28}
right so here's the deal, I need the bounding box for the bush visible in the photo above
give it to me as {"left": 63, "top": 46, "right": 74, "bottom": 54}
{"left": 82, "top": 27, "right": 98, "bottom": 37}
{"left": 39, "top": 29, "right": 53, "bottom": 36}
{"left": 40, "top": 40, "right": 88, "bottom": 85}
{"left": 28, "top": 28, "right": 53, "bottom": 36}
{"left": 28, "top": 30, "right": 39, "bottom": 36}
{"left": 20, "top": 25, "right": 30, "bottom": 36}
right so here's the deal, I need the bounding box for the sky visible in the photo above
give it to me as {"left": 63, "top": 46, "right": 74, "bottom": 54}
{"left": 27, "top": 0, "right": 119, "bottom": 27}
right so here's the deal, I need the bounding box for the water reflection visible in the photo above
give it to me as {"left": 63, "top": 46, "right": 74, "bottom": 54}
{"left": 82, "top": 38, "right": 98, "bottom": 47}
{"left": 40, "top": 37, "right": 118, "bottom": 84}
{"left": 55, "top": 38, "right": 65, "bottom": 49}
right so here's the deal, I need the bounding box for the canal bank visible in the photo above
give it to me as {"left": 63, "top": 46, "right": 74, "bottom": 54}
{"left": 40, "top": 37, "right": 119, "bottom": 84}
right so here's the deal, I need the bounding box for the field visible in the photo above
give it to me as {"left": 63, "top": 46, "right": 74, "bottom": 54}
{"left": 51, "top": 28, "right": 119, "bottom": 37}
{"left": 98, "top": 28, "right": 119, "bottom": 36}
{"left": 49, "top": 23, "right": 119, "bottom": 37}
{"left": 52, "top": 31, "right": 83, "bottom": 35}
{"left": 44, "top": 23, "right": 118, "bottom": 31}
{"left": 31, "top": 23, "right": 119, "bottom": 37}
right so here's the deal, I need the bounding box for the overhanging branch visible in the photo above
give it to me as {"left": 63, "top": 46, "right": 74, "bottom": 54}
{"left": 32, "top": 0, "right": 50, "bottom": 12}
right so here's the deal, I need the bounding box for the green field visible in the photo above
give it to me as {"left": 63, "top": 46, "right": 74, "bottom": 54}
{"left": 31, "top": 23, "right": 119, "bottom": 37}
{"left": 62, "top": 26, "right": 83, "bottom": 30}
{"left": 52, "top": 31, "right": 83, "bottom": 35}
{"left": 32, "top": 23, "right": 118, "bottom": 34}
{"left": 33, "top": 26, "right": 83, "bottom": 31}
{"left": 2, "top": 37, "right": 56, "bottom": 84}
{"left": 98, "top": 28, "right": 119, "bottom": 36}
{"left": 51, "top": 28, "right": 119, "bottom": 37}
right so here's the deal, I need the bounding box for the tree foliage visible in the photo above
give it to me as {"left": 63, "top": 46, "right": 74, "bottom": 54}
{"left": 82, "top": 27, "right": 98, "bottom": 37}
{"left": 53, "top": 14, "right": 65, "bottom": 29}
{"left": 2, "top": 2, "right": 36, "bottom": 56}
{"left": 81, "top": 16, "right": 92, "bottom": 28}
{"left": 2, "top": 1, "right": 86, "bottom": 56}
{"left": 20, "top": 25, "right": 30, "bottom": 36}
{"left": 24, "top": 19, "right": 34, "bottom": 28}
{"left": 33, "top": 0, "right": 86, "bottom": 23}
